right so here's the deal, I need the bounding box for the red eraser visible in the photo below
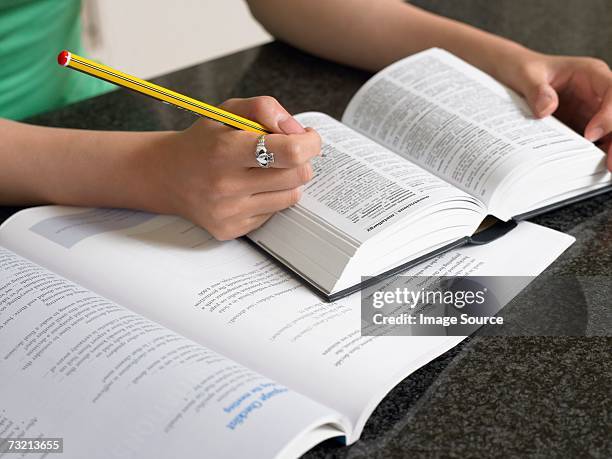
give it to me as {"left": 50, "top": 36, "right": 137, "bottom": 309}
{"left": 57, "top": 50, "right": 71, "bottom": 66}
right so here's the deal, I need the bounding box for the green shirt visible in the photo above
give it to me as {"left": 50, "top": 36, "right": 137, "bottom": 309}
{"left": 0, "top": 0, "right": 112, "bottom": 120}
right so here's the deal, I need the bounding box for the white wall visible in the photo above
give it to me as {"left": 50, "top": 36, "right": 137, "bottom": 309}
{"left": 82, "top": 0, "right": 272, "bottom": 79}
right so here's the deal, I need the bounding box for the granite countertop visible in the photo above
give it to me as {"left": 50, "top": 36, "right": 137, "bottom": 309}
{"left": 1, "top": 1, "right": 610, "bottom": 456}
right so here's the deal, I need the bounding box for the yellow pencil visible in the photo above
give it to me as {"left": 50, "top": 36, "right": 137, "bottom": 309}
{"left": 57, "top": 50, "right": 270, "bottom": 134}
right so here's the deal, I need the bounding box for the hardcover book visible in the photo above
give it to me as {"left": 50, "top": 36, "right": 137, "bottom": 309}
{"left": 247, "top": 49, "right": 611, "bottom": 299}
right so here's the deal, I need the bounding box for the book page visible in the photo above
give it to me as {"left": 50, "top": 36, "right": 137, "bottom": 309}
{"left": 284, "top": 112, "right": 485, "bottom": 243}
{"left": 0, "top": 207, "right": 574, "bottom": 441}
{"left": 250, "top": 113, "right": 486, "bottom": 295}
{"left": 342, "top": 48, "right": 594, "bottom": 207}
{"left": 0, "top": 245, "right": 344, "bottom": 459}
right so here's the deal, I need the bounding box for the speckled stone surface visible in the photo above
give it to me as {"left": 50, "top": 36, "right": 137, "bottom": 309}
{"left": 1, "top": 1, "right": 610, "bottom": 457}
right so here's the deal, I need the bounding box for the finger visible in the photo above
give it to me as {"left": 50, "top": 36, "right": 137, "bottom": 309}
{"left": 584, "top": 85, "right": 612, "bottom": 143}
{"left": 209, "top": 213, "right": 273, "bottom": 241}
{"left": 233, "top": 213, "right": 275, "bottom": 237}
{"left": 597, "top": 133, "right": 612, "bottom": 171}
{"left": 532, "top": 84, "right": 559, "bottom": 118}
{"left": 242, "top": 163, "right": 314, "bottom": 193}
{"left": 225, "top": 127, "right": 321, "bottom": 168}
{"left": 241, "top": 213, "right": 275, "bottom": 234}
{"left": 583, "top": 60, "right": 612, "bottom": 141}
{"left": 243, "top": 187, "right": 303, "bottom": 215}
{"left": 220, "top": 96, "right": 305, "bottom": 134}
{"left": 263, "top": 128, "right": 321, "bottom": 168}
{"left": 514, "top": 63, "right": 559, "bottom": 118}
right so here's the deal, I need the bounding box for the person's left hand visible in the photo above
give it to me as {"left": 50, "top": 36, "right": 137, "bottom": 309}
{"left": 502, "top": 50, "right": 612, "bottom": 170}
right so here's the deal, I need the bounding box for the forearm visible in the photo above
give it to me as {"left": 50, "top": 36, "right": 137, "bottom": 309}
{"left": 0, "top": 118, "right": 174, "bottom": 212}
{"left": 248, "top": 0, "right": 534, "bottom": 82}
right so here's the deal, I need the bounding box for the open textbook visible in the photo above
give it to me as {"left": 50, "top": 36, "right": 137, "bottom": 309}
{"left": 248, "top": 48, "right": 611, "bottom": 299}
{"left": 0, "top": 206, "right": 574, "bottom": 458}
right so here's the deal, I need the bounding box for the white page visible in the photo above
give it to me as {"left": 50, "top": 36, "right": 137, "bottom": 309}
{"left": 0, "top": 207, "right": 574, "bottom": 441}
{"left": 0, "top": 246, "right": 344, "bottom": 459}
{"left": 272, "top": 112, "right": 485, "bottom": 243}
{"left": 342, "top": 48, "right": 596, "bottom": 209}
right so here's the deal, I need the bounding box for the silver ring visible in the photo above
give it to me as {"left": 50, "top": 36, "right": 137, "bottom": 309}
{"left": 255, "top": 135, "right": 274, "bottom": 168}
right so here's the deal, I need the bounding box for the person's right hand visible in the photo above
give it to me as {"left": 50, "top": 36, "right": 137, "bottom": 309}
{"left": 148, "top": 96, "right": 321, "bottom": 240}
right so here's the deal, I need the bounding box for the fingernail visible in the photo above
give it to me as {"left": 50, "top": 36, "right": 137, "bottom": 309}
{"left": 535, "top": 92, "right": 553, "bottom": 115}
{"left": 278, "top": 116, "right": 305, "bottom": 134}
{"left": 586, "top": 127, "right": 604, "bottom": 142}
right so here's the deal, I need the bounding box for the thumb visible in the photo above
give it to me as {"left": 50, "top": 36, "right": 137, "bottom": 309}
{"left": 514, "top": 67, "right": 559, "bottom": 118}
{"left": 220, "top": 96, "right": 306, "bottom": 135}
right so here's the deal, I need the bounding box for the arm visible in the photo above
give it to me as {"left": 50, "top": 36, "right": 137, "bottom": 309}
{"left": 0, "top": 118, "right": 168, "bottom": 208}
{"left": 248, "top": 0, "right": 519, "bottom": 76}
{"left": 0, "top": 97, "right": 320, "bottom": 239}
{"left": 247, "top": 0, "right": 612, "bottom": 166}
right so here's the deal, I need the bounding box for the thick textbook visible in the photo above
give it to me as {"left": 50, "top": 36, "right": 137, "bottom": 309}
{"left": 0, "top": 205, "right": 573, "bottom": 459}
{"left": 247, "top": 49, "right": 611, "bottom": 299}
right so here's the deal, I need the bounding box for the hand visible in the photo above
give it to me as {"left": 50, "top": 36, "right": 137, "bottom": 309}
{"left": 147, "top": 96, "right": 321, "bottom": 240}
{"left": 502, "top": 50, "right": 612, "bottom": 169}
